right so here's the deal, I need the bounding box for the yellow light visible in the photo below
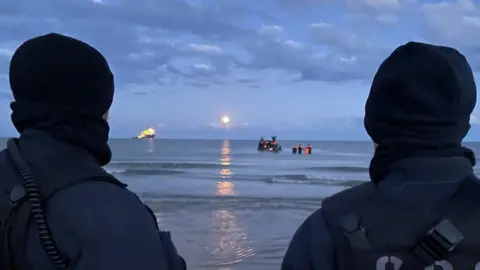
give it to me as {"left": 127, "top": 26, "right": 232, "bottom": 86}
{"left": 137, "top": 127, "right": 155, "bottom": 138}
{"left": 221, "top": 115, "right": 230, "bottom": 124}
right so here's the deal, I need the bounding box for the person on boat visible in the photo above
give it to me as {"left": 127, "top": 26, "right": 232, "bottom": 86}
{"left": 0, "top": 33, "right": 186, "bottom": 270}
{"left": 281, "top": 42, "right": 480, "bottom": 269}
{"left": 263, "top": 139, "right": 270, "bottom": 150}
{"left": 272, "top": 139, "right": 278, "bottom": 150}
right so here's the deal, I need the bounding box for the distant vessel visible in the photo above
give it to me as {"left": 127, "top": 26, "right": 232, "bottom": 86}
{"left": 133, "top": 127, "right": 155, "bottom": 139}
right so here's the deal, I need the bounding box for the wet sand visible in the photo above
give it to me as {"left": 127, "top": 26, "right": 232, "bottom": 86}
{"left": 145, "top": 197, "right": 320, "bottom": 269}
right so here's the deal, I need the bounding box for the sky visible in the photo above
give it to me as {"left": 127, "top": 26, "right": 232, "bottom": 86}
{"left": 1, "top": 0, "right": 480, "bottom": 140}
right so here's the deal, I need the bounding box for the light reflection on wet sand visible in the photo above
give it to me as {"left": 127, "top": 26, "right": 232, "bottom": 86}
{"left": 200, "top": 140, "right": 255, "bottom": 268}
{"left": 141, "top": 139, "right": 321, "bottom": 269}
{"left": 147, "top": 199, "right": 312, "bottom": 269}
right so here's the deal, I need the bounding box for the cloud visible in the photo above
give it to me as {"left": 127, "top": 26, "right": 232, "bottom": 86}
{"left": 188, "top": 43, "right": 223, "bottom": 55}
{"left": 419, "top": 0, "right": 480, "bottom": 69}
{"left": 0, "top": 0, "right": 250, "bottom": 87}
{"left": 4, "top": 0, "right": 480, "bottom": 139}
{"left": 0, "top": 0, "right": 408, "bottom": 91}
{"left": 420, "top": 0, "right": 479, "bottom": 47}
{"left": 309, "top": 23, "right": 370, "bottom": 55}
{"left": 1, "top": 0, "right": 480, "bottom": 91}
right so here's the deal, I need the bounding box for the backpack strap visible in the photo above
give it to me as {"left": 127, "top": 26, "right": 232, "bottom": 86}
{"left": 401, "top": 177, "right": 480, "bottom": 269}
{"left": 339, "top": 213, "right": 371, "bottom": 249}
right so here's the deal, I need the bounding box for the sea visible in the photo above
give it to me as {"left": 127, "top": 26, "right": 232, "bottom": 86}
{"left": 8, "top": 138, "right": 480, "bottom": 269}
{"left": 108, "top": 139, "right": 371, "bottom": 270}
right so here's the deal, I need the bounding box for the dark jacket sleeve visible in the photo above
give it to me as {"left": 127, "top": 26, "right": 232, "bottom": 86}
{"left": 27, "top": 181, "right": 181, "bottom": 270}
{"left": 281, "top": 208, "right": 335, "bottom": 270}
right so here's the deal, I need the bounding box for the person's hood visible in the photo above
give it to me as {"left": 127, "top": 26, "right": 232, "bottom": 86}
{"left": 8, "top": 33, "right": 115, "bottom": 165}
{"left": 364, "top": 42, "right": 477, "bottom": 184}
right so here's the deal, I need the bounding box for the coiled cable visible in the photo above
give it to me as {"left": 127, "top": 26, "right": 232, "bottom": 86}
{"left": 7, "top": 138, "right": 68, "bottom": 269}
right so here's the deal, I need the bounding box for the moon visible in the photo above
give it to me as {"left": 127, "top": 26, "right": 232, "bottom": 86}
{"left": 221, "top": 115, "right": 230, "bottom": 124}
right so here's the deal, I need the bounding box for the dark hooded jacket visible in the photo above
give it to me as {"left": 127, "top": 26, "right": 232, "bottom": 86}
{"left": 0, "top": 33, "right": 185, "bottom": 270}
{"left": 281, "top": 42, "right": 478, "bottom": 270}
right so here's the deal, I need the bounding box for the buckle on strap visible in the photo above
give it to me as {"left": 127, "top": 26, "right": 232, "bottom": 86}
{"left": 412, "top": 219, "right": 464, "bottom": 264}
{"left": 340, "top": 214, "right": 371, "bottom": 249}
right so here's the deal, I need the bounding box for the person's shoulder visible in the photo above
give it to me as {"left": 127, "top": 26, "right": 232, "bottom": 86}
{"left": 40, "top": 180, "right": 181, "bottom": 270}
{"left": 47, "top": 180, "right": 157, "bottom": 237}
{"left": 0, "top": 147, "right": 23, "bottom": 187}
{"left": 49, "top": 179, "right": 147, "bottom": 214}
{"left": 281, "top": 207, "right": 335, "bottom": 270}
{"left": 0, "top": 146, "right": 10, "bottom": 164}
{"left": 322, "top": 182, "right": 375, "bottom": 212}
{"left": 301, "top": 207, "right": 329, "bottom": 233}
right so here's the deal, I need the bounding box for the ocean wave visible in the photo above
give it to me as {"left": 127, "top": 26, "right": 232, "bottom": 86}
{"left": 108, "top": 168, "right": 186, "bottom": 175}
{"left": 303, "top": 166, "right": 368, "bottom": 173}
{"left": 141, "top": 193, "right": 323, "bottom": 204}
{"left": 106, "top": 161, "right": 244, "bottom": 174}
{"left": 265, "top": 175, "right": 364, "bottom": 187}
{"left": 141, "top": 195, "right": 323, "bottom": 211}
{"left": 189, "top": 171, "right": 365, "bottom": 185}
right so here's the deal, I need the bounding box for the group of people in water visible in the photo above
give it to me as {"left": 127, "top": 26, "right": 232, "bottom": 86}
{"left": 257, "top": 136, "right": 312, "bottom": 155}
{"left": 292, "top": 144, "right": 312, "bottom": 155}
{"left": 258, "top": 136, "right": 282, "bottom": 152}
{"left": 2, "top": 33, "right": 480, "bottom": 270}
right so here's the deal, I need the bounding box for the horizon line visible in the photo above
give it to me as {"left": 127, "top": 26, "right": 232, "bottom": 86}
{"left": 1, "top": 136, "right": 480, "bottom": 142}
{"left": 113, "top": 137, "right": 480, "bottom": 143}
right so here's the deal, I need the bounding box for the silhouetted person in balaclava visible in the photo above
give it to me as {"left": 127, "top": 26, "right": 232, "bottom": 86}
{"left": 281, "top": 42, "right": 480, "bottom": 269}
{"left": 0, "top": 33, "right": 186, "bottom": 270}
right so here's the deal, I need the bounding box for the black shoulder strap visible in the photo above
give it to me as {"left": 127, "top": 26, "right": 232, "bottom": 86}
{"left": 401, "top": 177, "right": 480, "bottom": 269}
{"left": 321, "top": 182, "right": 377, "bottom": 249}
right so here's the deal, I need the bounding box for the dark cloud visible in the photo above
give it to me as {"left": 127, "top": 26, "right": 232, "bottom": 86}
{"left": 239, "top": 23, "right": 388, "bottom": 82}
{"left": 0, "top": 0, "right": 393, "bottom": 88}
{"left": 308, "top": 23, "right": 371, "bottom": 55}
{"left": 0, "top": 1, "right": 249, "bottom": 40}
{"left": 1, "top": 0, "right": 479, "bottom": 90}
{"left": 0, "top": 0, "right": 246, "bottom": 88}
